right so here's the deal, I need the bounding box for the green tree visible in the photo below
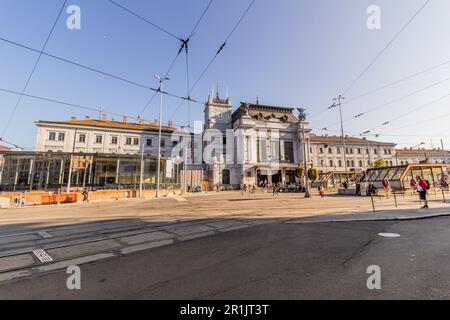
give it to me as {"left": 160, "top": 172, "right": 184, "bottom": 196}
{"left": 371, "top": 158, "right": 388, "bottom": 168}
{"left": 308, "top": 167, "right": 318, "bottom": 182}
{"left": 296, "top": 163, "right": 305, "bottom": 178}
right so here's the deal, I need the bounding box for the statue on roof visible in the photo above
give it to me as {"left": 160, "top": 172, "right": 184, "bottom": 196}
{"left": 297, "top": 108, "right": 307, "bottom": 122}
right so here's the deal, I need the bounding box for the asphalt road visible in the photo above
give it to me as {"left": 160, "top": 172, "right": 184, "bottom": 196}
{"left": 2, "top": 215, "right": 450, "bottom": 299}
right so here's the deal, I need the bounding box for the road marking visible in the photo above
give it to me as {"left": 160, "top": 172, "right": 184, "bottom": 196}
{"left": 378, "top": 233, "right": 401, "bottom": 238}
{"left": 38, "top": 231, "right": 53, "bottom": 239}
{"left": 32, "top": 249, "right": 54, "bottom": 263}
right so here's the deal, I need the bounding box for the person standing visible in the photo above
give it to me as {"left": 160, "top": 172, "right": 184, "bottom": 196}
{"left": 319, "top": 186, "right": 325, "bottom": 198}
{"left": 416, "top": 175, "right": 429, "bottom": 209}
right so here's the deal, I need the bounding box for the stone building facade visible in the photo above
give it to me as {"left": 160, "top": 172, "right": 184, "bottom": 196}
{"left": 309, "top": 135, "right": 397, "bottom": 173}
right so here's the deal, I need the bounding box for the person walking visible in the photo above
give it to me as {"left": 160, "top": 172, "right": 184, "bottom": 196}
{"left": 82, "top": 189, "right": 89, "bottom": 204}
{"left": 272, "top": 184, "right": 279, "bottom": 196}
{"left": 416, "top": 175, "right": 429, "bottom": 209}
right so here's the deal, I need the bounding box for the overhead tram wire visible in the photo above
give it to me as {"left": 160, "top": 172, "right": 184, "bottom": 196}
{"left": 137, "top": 0, "right": 215, "bottom": 118}
{"left": 169, "top": 0, "right": 256, "bottom": 121}
{"left": 107, "top": 0, "right": 182, "bottom": 41}
{"left": 1, "top": 0, "right": 67, "bottom": 140}
{"left": 361, "top": 91, "right": 450, "bottom": 135}
{"left": 345, "top": 59, "right": 450, "bottom": 104}
{"left": 0, "top": 36, "right": 202, "bottom": 105}
{"left": 0, "top": 87, "right": 183, "bottom": 129}
{"left": 323, "top": 75, "right": 450, "bottom": 130}
{"left": 342, "top": 0, "right": 431, "bottom": 96}
{"left": 0, "top": 137, "right": 22, "bottom": 149}
{"left": 312, "top": 0, "right": 431, "bottom": 121}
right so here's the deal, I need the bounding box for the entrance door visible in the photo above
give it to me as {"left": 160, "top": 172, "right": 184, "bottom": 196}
{"left": 272, "top": 171, "right": 282, "bottom": 184}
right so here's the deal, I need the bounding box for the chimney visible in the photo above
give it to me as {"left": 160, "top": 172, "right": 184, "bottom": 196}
{"left": 101, "top": 114, "right": 107, "bottom": 121}
{"left": 168, "top": 120, "right": 173, "bottom": 128}
{"left": 138, "top": 119, "right": 145, "bottom": 125}
{"left": 122, "top": 116, "right": 127, "bottom": 124}
{"left": 70, "top": 116, "right": 77, "bottom": 121}
{"left": 85, "top": 116, "right": 91, "bottom": 120}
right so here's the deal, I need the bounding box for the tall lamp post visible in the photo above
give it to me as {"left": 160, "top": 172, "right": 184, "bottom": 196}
{"left": 330, "top": 95, "right": 347, "bottom": 175}
{"left": 154, "top": 74, "right": 170, "bottom": 198}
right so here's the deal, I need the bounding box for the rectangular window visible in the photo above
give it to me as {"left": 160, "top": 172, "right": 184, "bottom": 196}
{"left": 161, "top": 139, "right": 166, "bottom": 147}
{"left": 111, "top": 137, "right": 118, "bottom": 145}
{"left": 284, "top": 141, "right": 294, "bottom": 163}
{"left": 58, "top": 133, "right": 65, "bottom": 141}
{"left": 357, "top": 148, "right": 361, "bottom": 154}
{"left": 328, "top": 148, "right": 332, "bottom": 154}
{"left": 337, "top": 148, "right": 341, "bottom": 154}
{"left": 133, "top": 138, "right": 139, "bottom": 145}
{"left": 49, "top": 132, "right": 56, "bottom": 141}
{"left": 319, "top": 148, "right": 323, "bottom": 154}
{"left": 271, "top": 140, "right": 280, "bottom": 161}
{"left": 146, "top": 139, "right": 152, "bottom": 147}
{"left": 79, "top": 134, "right": 86, "bottom": 143}
{"left": 126, "top": 138, "right": 132, "bottom": 145}
{"left": 96, "top": 135, "right": 103, "bottom": 144}
{"left": 329, "top": 160, "right": 333, "bottom": 167}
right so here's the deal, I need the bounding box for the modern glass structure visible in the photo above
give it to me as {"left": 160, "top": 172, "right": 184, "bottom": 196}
{"left": 0, "top": 151, "right": 181, "bottom": 192}
{"left": 362, "top": 164, "right": 449, "bottom": 190}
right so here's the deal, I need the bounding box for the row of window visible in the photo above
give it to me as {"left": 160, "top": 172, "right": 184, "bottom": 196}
{"left": 314, "top": 146, "right": 393, "bottom": 156}
{"left": 48, "top": 132, "right": 177, "bottom": 147}
{"left": 316, "top": 159, "right": 395, "bottom": 167}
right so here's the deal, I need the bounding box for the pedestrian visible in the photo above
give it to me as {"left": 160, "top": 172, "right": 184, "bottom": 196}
{"left": 82, "top": 189, "right": 89, "bottom": 203}
{"left": 319, "top": 186, "right": 325, "bottom": 198}
{"left": 410, "top": 178, "right": 417, "bottom": 189}
{"left": 272, "top": 184, "right": 279, "bottom": 196}
{"left": 18, "top": 194, "right": 25, "bottom": 208}
{"left": 416, "top": 175, "right": 429, "bottom": 209}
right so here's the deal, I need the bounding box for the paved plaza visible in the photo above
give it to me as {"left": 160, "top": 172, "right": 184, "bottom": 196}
{"left": 1, "top": 190, "right": 450, "bottom": 287}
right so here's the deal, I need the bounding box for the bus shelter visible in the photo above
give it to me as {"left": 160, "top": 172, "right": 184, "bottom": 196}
{"left": 363, "top": 164, "right": 449, "bottom": 190}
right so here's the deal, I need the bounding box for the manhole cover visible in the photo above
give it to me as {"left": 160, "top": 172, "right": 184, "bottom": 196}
{"left": 378, "top": 233, "right": 401, "bottom": 238}
{"left": 32, "top": 249, "right": 54, "bottom": 263}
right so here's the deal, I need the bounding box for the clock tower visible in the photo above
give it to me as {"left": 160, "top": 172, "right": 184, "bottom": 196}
{"left": 204, "top": 93, "right": 232, "bottom": 131}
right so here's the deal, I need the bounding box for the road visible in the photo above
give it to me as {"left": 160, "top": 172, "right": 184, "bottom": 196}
{"left": 2, "top": 214, "right": 450, "bottom": 299}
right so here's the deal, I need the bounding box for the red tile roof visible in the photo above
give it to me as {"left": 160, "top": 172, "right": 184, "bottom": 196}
{"left": 36, "top": 119, "right": 176, "bottom": 133}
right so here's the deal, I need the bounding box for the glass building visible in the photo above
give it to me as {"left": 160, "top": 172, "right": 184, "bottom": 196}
{"left": 0, "top": 151, "right": 181, "bottom": 192}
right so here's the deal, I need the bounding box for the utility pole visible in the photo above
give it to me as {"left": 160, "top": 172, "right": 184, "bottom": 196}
{"left": 139, "top": 142, "right": 144, "bottom": 198}
{"left": 330, "top": 95, "right": 347, "bottom": 174}
{"left": 441, "top": 139, "right": 447, "bottom": 164}
{"left": 67, "top": 128, "right": 77, "bottom": 194}
{"left": 300, "top": 122, "right": 311, "bottom": 198}
{"left": 155, "top": 74, "right": 170, "bottom": 199}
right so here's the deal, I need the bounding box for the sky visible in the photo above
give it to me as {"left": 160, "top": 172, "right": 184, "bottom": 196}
{"left": 0, "top": 0, "right": 450, "bottom": 150}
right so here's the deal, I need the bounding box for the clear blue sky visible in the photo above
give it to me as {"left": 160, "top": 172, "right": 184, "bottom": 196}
{"left": 1, "top": 0, "right": 450, "bottom": 150}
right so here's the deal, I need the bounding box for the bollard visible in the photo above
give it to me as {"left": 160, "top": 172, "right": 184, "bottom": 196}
{"left": 393, "top": 191, "right": 398, "bottom": 208}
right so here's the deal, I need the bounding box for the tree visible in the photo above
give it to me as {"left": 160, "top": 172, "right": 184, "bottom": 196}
{"left": 296, "top": 163, "right": 305, "bottom": 179}
{"left": 308, "top": 167, "right": 318, "bottom": 182}
{"left": 371, "top": 158, "right": 388, "bottom": 168}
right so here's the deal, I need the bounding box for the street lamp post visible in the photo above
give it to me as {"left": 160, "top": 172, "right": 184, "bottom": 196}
{"left": 330, "top": 95, "right": 347, "bottom": 175}
{"left": 155, "top": 74, "right": 170, "bottom": 199}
